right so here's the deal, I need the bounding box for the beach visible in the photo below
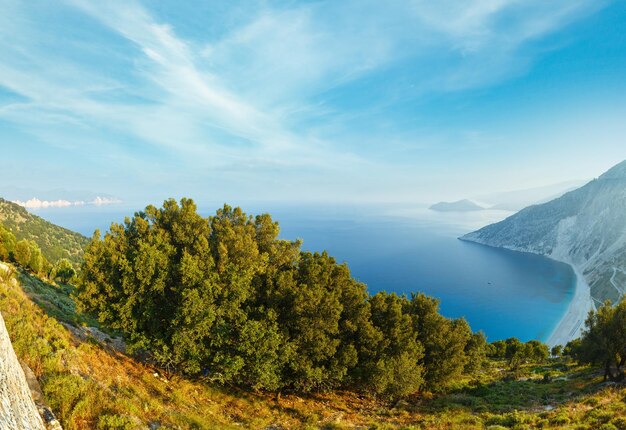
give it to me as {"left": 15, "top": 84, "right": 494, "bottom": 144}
{"left": 546, "top": 262, "right": 595, "bottom": 348}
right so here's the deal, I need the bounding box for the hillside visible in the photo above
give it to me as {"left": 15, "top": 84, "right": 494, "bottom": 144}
{"left": 0, "top": 198, "right": 88, "bottom": 266}
{"left": 2, "top": 262, "right": 626, "bottom": 429}
{"left": 462, "top": 160, "right": 626, "bottom": 304}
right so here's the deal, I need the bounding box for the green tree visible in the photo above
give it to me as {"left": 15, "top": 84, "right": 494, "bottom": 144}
{"left": 14, "top": 239, "right": 32, "bottom": 268}
{"left": 499, "top": 338, "right": 525, "bottom": 369}
{"left": 267, "top": 251, "right": 372, "bottom": 391}
{"left": 577, "top": 299, "right": 626, "bottom": 381}
{"left": 464, "top": 331, "right": 488, "bottom": 372}
{"left": 78, "top": 200, "right": 289, "bottom": 388}
{"left": 13, "top": 239, "right": 46, "bottom": 274}
{"left": 406, "top": 293, "right": 471, "bottom": 391}
{"left": 563, "top": 338, "right": 582, "bottom": 359}
{"left": 526, "top": 340, "right": 549, "bottom": 363}
{"left": 551, "top": 345, "right": 563, "bottom": 358}
{"left": 365, "top": 292, "right": 424, "bottom": 398}
{"left": 28, "top": 242, "right": 44, "bottom": 274}
{"left": 0, "top": 224, "right": 16, "bottom": 261}
{"left": 489, "top": 340, "right": 507, "bottom": 359}
{"left": 55, "top": 258, "right": 76, "bottom": 283}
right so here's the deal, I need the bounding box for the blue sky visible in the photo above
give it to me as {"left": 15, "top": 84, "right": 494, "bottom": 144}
{"left": 1, "top": 0, "right": 625, "bottom": 206}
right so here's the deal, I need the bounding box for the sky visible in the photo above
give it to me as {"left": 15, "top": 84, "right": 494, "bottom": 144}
{"left": 1, "top": 0, "right": 626, "bottom": 207}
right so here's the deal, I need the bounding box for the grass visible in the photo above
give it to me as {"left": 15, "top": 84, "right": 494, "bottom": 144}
{"left": 2, "top": 264, "right": 626, "bottom": 429}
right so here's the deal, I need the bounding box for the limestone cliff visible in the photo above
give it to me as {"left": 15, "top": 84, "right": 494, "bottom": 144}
{"left": 0, "top": 310, "right": 46, "bottom": 430}
{"left": 462, "top": 160, "right": 626, "bottom": 304}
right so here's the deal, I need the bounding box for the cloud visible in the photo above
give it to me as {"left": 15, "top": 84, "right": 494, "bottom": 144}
{"left": 12, "top": 196, "right": 123, "bottom": 209}
{"left": 0, "top": 0, "right": 611, "bottom": 202}
{"left": 91, "top": 196, "right": 124, "bottom": 206}
{"left": 13, "top": 199, "right": 79, "bottom": 209}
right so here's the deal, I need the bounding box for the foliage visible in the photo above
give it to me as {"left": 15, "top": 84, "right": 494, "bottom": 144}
{"left": 0, "top": 223, "right": 16, "bottom": 260}
{"left": 11, "top": 238, "right": 49, "bottom": 275}
{"left": 576, "top": 298, "right": 626, "bottom": 380}
{"left": 407, "top": 293, "right": 476, "bottom": 390}
{"left": 551, "top": 344, "right": 563, "bottom": 358}
{"left": 5, "top": 249, "right": 626, "bottom": 429}
{"left": 364, "top": 292, "right": 424, "bottom": 398}
{"left": 488, "top": 338, "right": 549, "bottom": 369}
{"left": 76, "top": 198, "right": 487, "bottom": 396}
{"left": 54, "top": 258, "right": 76, "bottom": 283}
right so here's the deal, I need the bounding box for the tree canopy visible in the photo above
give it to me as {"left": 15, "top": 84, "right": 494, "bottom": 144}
{"left": 487, "top": 337, "right": 549, "bottom": 369}
{"left": 0, "top": 224, "right": 16, "bottom": 261}
{"left": 54, "top": 258, "right": 76, "bottom": 284}
{"left": 573, "top": 299, "right": 626, "bottom": 381}
{"left": 77, "top": 198, "right": 492, "bottom": 397}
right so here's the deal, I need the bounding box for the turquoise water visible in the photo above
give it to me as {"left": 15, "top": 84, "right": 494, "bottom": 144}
{"left": 33, "top": 203, "right": 575, "bottom": 343}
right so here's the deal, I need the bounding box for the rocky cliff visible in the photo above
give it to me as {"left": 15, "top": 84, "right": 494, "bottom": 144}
{"left": 0, "top": 310, "right": 46, "bottom": 429}
{"left": 462, "top": 160, "right": 626, "bottom": 304}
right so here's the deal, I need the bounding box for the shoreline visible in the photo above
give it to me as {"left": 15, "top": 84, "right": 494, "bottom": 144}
{"left": 545, "top": 259, "right": 595, "bottom": 348}
{"left": 459, "top": 236, "right": 595, "bottom": 347}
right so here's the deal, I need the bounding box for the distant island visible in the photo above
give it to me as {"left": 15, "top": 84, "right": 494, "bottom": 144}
{"left": 429, "top": 199, "right": 484, "bottom": 212}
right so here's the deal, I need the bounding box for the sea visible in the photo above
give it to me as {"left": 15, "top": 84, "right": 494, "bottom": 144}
{"left": 32, "top": 202, "right": 575, "bottom": 343}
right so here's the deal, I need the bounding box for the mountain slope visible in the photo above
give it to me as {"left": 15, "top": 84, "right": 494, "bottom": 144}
{"left": 0, "top": 198, "right": 88, "bottom": 266}
{"left": 462, "top": 160, "right": 626, "bottom": 304}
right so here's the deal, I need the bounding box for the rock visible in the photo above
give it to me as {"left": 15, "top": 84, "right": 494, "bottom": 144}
{"left": 20, "top": 361, "right": 63, "bottom": 430}
{"left": 0, "top": 311, "right": 46, "bottom": 429}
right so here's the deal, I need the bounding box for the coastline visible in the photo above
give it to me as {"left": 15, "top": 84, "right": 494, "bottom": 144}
{"left": 459, "top": 236, "right": 595, "bottom": 347}
{"left": 545, "top": 260, "right": 595, "bottom": 348}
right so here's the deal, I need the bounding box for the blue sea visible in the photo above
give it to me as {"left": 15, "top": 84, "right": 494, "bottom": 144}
{"left": 33, "top": 202, "right": 575, "bottom": 343}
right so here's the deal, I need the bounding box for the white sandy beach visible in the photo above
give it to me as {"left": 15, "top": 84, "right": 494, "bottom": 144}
{"left": 546, "top": 262, "right": 595, "bottom": 348}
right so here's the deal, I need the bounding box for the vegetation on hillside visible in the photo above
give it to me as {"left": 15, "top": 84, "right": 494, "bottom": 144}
{"left": 3, "top": 197, "right": 626, "bottom": 428}
{"left": 0, "top": 198, "right": 88, "bottom": 266}
{"left": 76, "top": 199, "right": 488, "bottom": 397}
{"left": 3, "top": 264, "right": 626, "bottom": 429}
{"left": 0, "top": 223, "right": 80, "bottom": 284}
{"left": 567, "top": 298, "right": 626, "bottom": 382}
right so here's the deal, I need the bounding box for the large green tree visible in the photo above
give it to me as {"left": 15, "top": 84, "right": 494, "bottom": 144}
{"left": 77, "top": 198, "right": 486, "bottom": 396}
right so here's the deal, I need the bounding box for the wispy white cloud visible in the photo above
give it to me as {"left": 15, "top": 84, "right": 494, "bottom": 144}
{"left": 0, "top": 0, "right": 611, "bottom": 202}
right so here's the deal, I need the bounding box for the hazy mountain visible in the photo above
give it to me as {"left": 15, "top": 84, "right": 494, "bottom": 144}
{"left": 430, "top": 199, "right": 485, "bottom": 212}
{"left": 475, "top": 180, "right": 586, "bottom": 211}
{"left": 462, "top": 160, "right": 626, "bottom": 304}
